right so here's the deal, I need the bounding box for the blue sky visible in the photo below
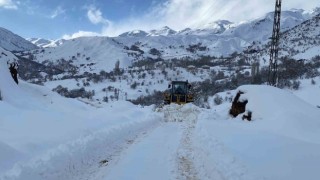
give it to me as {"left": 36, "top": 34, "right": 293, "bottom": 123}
{"left": 0, "top": 0, "right": 319, "bottom": 40}
{"left": 0, "top": 0, "right": 164, "bottom": 39}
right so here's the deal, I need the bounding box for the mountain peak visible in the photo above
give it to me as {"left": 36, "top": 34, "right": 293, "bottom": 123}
{"left": 194, "top": 20, "right": 235, "bottom": 35}
{"left": 148, "top": 26, "right": 177, "bottom": 36}
{"left": 161, "top": 26, "right": 171, "bottom": 30}
{"left": 27, "top": 38, "right": 53, "bottom": 47}
{"left": 119, "top": 30, "right": 148, "bottom": 38}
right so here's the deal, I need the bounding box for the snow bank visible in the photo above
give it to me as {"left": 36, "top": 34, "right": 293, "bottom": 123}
{"left": 0, "top": 99, "right": 161, "bottom": 179}
{"left": 0, "top": 99, "right": 161, "bottom": 180}
{"left": 194, "top": 85, "right": 320, "bottom": 180}
{"left": 2, "top": 106, "right": 160, "bottom": 180}
{"left": 290, "top": 78, "right": 320, "bottom": 107}
{"left": 238, "top": 85, "right": 320, "bottom": 143}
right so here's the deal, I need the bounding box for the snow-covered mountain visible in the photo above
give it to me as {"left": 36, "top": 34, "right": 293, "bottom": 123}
{"left": 27, "top": 38, "right": 53, "bottom": 47}
{"left": 119, "top": 27, "right": 177, "bottom": 37}
{"left": 0, "top": 27, "right": 38, "bottom": 52}
{"left": 119, "top": 30, "right": 148, "bottom": 38}
{"left": 23, "top": 8, "right": 318, "bottom": 74}
{"left": 27, "top": 38, "right": 66, "bottom": 48}
{"left": 46, "top": 39, "right": 67, "bottom": 47}
{"left": 180, "top": 20, "right": 235, "bottom": 36}
{"left": 148, "top": 26, "right": 177, "bottom": 36}
{"left": 241, "top": 12, "right": 320, "bottom": 67}
{"left": 223, "top": 9, "right": 312, "bottom": 43}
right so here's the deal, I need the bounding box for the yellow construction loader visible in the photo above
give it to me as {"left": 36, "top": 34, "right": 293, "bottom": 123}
{"left": 164, "top": 81, "right": 193, "bottom": 105}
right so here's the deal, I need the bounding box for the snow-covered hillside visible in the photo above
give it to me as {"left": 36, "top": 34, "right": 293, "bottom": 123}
{"left": 223, "top": 9, "right": 312, "bottom": 43}
{"left": 0, "top": 27, "right": 38, "bottom": 52}
{"left": 281, "top": 12, "right": 320, "bottom": 59}
{"left": 243, "top": 11, "right": 320, "bottom": 62}
{"left": 26, "top": 36, "right": 132, "bottom": 72}
{"left": 236, "top": 12, "right": 320, "bottom": 70}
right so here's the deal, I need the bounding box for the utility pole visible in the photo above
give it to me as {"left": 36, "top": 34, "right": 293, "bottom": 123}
{"left": 268, "top": 0, "right": 282, "bottom": 86}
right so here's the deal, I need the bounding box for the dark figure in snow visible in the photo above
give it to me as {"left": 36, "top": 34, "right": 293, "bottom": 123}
{"left": 8, "top": 62, "right": 19, "bottom": 84}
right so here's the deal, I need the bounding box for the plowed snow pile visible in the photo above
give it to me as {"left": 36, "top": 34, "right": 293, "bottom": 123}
{"left": 195, "top": 85, "right": 320, "bottom": 180}
{"left": 239, "top": 85, "right": 320, "bottom": 142}
{"left": 162, "top": 103, "right": 199, "bottom": 122}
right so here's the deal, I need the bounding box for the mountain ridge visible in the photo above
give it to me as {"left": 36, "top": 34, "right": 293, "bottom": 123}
{"left": 0, "top": 27, "right": 38, "bottom": 52}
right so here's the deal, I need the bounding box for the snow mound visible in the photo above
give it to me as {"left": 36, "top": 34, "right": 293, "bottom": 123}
{"left": 195, "top": 85, "right": 320, "bottom": 180}
{"left": 236, "top": 85, "right": 320, "bottom": 143}
{"left": 162, "top": 103, "right": 199, "bottom": 122}
{"left": 0, "top": 141, "right": 25, "bottom": 173}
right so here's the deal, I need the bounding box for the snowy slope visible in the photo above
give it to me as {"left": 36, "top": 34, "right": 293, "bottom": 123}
{"left": 238, "top": 12, "right": 320, "bottom": 68}
{"left": 281, "top": 12, "right": 320, "bottom": 59}
{"left": 289, "top": 78, "right": 320, "bottom": 108}
{"left": 29, "top": 36, "right": 132, "bottom": 73}
{"left": 0, "top": 27, "right": 38, "bottom": 51}
{"left": 293, "top": 46, "right": 320, "bottom": 60}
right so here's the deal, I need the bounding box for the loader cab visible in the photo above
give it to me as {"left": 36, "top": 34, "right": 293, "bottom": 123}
{"left": 164, "top": 81, "right": 193, "bottom": 105}
{"left": 169, "top": 82, "right": 189, "bottom": 94}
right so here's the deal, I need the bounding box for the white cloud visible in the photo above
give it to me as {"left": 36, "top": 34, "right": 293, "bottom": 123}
{"left": 66, "top": 0, "right": 320, "bottom": 38}
{"left": 87, "top": 6, "right": 112, "bottom": 25}
{"left": 0, "top": 0, "right": 18, "bottom": 9}
{"left": 62, "top": 31, "right": 101, "bottom": 40}
{"left": 50, "top": 6, "right": 66, "bottom": 19}
{"left": 101, "top": 0, "right": 320, "bottom": 36}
